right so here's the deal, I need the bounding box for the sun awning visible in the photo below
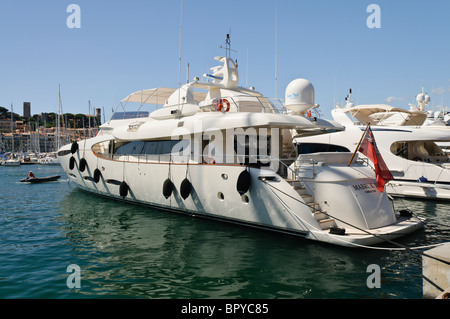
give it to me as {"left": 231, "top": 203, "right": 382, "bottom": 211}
{"left": 121, "top": 87, "right": 208, "bottom": 105}
{"left": 343, "top": 104, "right": 427, "bottom": 126}
{"left": 343, "top": 104, "right": 405, "bottom": 116}
{"left": 121, "top": 88, "right": 176, "bottom": 105}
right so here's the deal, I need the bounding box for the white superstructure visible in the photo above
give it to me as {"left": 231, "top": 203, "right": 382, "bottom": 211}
{"left": 57, "top": 47, "right": 423, "bottom": 247}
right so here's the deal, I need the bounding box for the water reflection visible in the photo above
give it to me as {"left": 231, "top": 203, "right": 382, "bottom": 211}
{"left": 3, "top": 165, "right": 448, "bottom": 299}
{"left": 393, "top": 198, "right": 450, "bottom": 244}
{"left": 55, "top": 190, "right": 449, "bottom": 299}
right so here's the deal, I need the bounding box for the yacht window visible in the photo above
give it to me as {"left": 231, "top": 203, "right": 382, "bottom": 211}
{"left": 234, "top": 135, "right": 271, "bottom": 166}
{"left": 114, "top": 140, "right": 188, "bottom": 155}
{"left": 162, "top": 141, "right": 173, "bottom": 154}
{"left": 155, "top": 141, "right": 164, "bottom": 154}
{"left": 391, "top": 141, "right": 449, "bottom": 163}
{"left": 115, "top": 141, "right": 145, "bottom": 155}
{"left": 110, "top": 111, "right": 149, "bottom": 120}
{"left": 296, "top": 143, "right": 350, "bottom": 154}
{"left": 143, "top": 141, "right": 157, "bottom": 154}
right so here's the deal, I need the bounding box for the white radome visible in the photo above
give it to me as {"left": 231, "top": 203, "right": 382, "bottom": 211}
{"left": 285, "top": 78, "right": 315, "bottom": 114}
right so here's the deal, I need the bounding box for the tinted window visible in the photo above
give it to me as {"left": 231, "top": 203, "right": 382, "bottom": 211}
{"left": 115, "top": 140, "right": 188, "bottom": 155}
{"left": 110, "top": 111, "right": 149, "bottom": 120}
{"left": 296, "top": 143, "right": 350, "bottom": 154}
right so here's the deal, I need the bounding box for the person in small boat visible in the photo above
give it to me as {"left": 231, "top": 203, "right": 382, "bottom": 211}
{"left": 28, "top": 171, "right": 35, "bottom": 179}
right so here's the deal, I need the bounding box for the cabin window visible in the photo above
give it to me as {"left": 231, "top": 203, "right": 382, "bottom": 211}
{"left": 296, "top": 143, "right": 350, "bottom": 154}
{"left": 234, "top": 134, "right": 271, "bottom": 166}
{"left": 391, "top": 141, "right": 448, "bottom": 163}
{"left": 115, "top": 141, "right": 145, "bottom": 155}
{"left": 110, "top": 111, "right": 149, "bottom": 120}
{"left": 93, "top": 140, "right": 189, "bottom": 157}
{"left": 114, "top": 140, "right": 189, "bottom": 155}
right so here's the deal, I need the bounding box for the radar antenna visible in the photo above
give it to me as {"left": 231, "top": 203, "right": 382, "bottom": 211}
{"left": 219, "top": 32, "right": 237, "bottom": 58}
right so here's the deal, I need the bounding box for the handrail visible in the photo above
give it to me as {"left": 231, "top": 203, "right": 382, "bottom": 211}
{"left": 198, "top": 95, "right": 287, "bottom": 114}
{"left": 115, "top": 93, "right": 288, "bottom": 116}
{"left": 93, "top": 147, "right": 315, "bottom": 200}
{"left": 270, "top": 155, "right": 315, "bottom": 202}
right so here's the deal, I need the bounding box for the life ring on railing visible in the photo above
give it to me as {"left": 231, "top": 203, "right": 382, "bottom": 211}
{"left": 216, "top": 98, "right": 230, "bottom": 112}
{"left": 307, "top": 110, "right": 312, "bottom": 117}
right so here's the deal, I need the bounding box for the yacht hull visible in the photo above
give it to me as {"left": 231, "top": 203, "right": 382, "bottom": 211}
{"left": 58, "top": 141, "right": 424, "bottom": 248}
{"left": 61, "top": 151, "right": 318, "bottom": 237}
{"left": 387, "top": 180, "right": 450, "bottom": 200}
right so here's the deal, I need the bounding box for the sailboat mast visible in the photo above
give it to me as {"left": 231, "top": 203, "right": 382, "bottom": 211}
{"left": 56, "top": 85, "right": 60, "bottom": 151}
{"left": 274, "top": 6, "right": 278, "bottom": 99}
{"left": 88, "top": 100, "right": 91, "bottom": 138}
{"left": 10, "top": 103, "right": 14, "bottom": 154}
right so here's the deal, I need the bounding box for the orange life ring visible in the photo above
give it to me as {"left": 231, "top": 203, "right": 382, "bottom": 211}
{"left": 216, "top": 98, "right": 230, "bottom": 112}
{"left": 307, "top": 110, "right": 312, "bottom": 117}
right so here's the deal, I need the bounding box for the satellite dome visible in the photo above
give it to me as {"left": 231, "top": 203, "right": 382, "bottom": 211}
{"left": 416, "top": 93, "right": 426, "bottom": 102}
{"left": 285, "top": 79, "right": 315, "bottom": 114}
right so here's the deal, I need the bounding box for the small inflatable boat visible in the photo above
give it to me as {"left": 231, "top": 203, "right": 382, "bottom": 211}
{"left": 20, "top": 175, "right": 61, "bottom": 183}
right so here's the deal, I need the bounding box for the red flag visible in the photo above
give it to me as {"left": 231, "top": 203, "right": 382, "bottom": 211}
{"left": 358, "top": 126, "right": 393, "bottom": 192}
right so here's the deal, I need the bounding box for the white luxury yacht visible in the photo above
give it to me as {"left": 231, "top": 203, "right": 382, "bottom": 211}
{"left": 412, "top": 88, "right": 450, "bottom": 153}
{"left": 57, "top": 49, "right": 423, "bottom": 247}
{"left": 295, "top": 90, "right": 450, "bottom": 200}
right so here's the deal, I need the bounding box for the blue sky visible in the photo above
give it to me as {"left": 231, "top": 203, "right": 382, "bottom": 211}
{"left": 1, "top": 0, "right": 449, "bottom": 121}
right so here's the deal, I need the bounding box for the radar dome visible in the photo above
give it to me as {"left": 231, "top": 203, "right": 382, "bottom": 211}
{"left": 416, "top": 93, "right": 425, "bottom": 102}
{"left": 416, "top": 93, "right": 431, "bottom": 103}
{"left": 285, "top": 79, "right": 315, "bottom": 114}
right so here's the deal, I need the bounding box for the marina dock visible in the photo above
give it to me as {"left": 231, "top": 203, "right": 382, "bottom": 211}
{"left": 423, "top": 243, "right": 450, "bottom": 299}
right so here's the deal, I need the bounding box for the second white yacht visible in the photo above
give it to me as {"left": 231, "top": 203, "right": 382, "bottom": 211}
{"left": 295, "top": 91, "right": 450, "bottom": 200}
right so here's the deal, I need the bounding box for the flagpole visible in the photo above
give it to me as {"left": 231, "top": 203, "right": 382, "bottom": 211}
{"left": 348, "top": 123, "right": 370, "bottom": 166}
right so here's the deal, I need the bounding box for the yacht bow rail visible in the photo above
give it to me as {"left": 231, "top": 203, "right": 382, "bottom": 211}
{"left": 94, "top": 152, "right": 275, "bottom": 166}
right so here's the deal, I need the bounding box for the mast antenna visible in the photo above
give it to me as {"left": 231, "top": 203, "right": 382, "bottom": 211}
{"left": 178, "top": 0, "right": 183, "bottom": 90}
{"left": 219, "top": 31, "right": 237, "bottom": 58}
{"left": 274, "top": 6, "right": 278, "bottom": 99}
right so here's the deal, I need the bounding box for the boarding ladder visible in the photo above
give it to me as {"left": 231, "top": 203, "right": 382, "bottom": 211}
{"left": 278, "top": 158, "right": 337, "bottom": 231}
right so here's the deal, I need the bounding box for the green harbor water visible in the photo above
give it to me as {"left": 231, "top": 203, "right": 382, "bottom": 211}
{"left": 0, "top": 164, "right": 449, "bottom": 299}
